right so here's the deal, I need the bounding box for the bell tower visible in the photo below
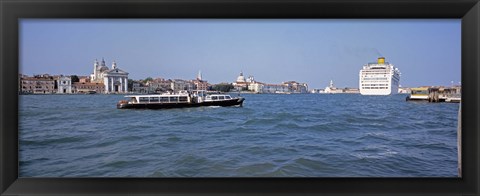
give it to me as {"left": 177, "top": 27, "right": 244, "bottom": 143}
{"left": 93, "top": 59, "right": 99, "bottom": 80}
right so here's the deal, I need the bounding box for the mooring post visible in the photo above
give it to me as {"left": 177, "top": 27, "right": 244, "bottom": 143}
{"left": 457, "top": 102, "right": 462, "bottom": 177}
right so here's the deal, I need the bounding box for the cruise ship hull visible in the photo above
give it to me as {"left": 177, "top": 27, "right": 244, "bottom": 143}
{"left": 117, "top": 97, "right": 245, "bottom": 109}
{"left": 360, "top": 91, "right": 393, "bottom": 95}
{"left": 359, "top": 88, "right": 397, "bottom": 95}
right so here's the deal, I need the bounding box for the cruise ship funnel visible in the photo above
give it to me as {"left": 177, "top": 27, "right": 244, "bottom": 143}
{"left": 378, "top": 57, "right": 385, "bottom": 64}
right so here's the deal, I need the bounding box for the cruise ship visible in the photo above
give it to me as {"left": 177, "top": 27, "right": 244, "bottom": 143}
{"left": 359, "top": 57, "right": 401, "bottom": 95}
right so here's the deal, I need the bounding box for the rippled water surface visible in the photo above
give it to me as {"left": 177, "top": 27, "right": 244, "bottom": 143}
{"left": 19, "top": 94, "right": 459, "bottom": 177}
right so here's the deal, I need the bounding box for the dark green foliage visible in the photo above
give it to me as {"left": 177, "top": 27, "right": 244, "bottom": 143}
{"left": 70, "top": 75, "right": 79, "bottom": 83}
{"left": 128, "top": 79, "right": 134, "bottom": 89}
{"left": 143, "top": 77, "right": 153, "bottom": 84}
{"left": 212, "top": 83, "right": 234, "bottom": 92}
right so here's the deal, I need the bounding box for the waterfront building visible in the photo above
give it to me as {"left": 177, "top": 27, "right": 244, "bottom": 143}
{"left": 323, "top": 80, "right": 342, "bottom": 94}
{"left": 233, "top": 71, "right": 263, "bottom": 92}
{"left": 57, "top": 76, "right": 72, "bottom": 94}
{"left": 359, "top": 57, "right": 401, "bottom": 95}
{"left": 20, "top": 74, "right": 56, "bottom": 94}
{"left": 232, "top": 71, "right": 250, "bottom": 91}
{"left": 132, "top": 82, "right": 149, "bottom": 94}
{"left": 90, "top": 58, "right": 129, "bottom": 93}
{"left": 72, "top": 81, "right": 105, "bottom": 94}
{"left": 232, "top": 71, "right": 308, "bottom": 94}
{"left": 192, "top": 71, "right": 210, "bottom": 91}
{"left": 71, "top": 77, "right": 105, "bottom": 94}
{"left": 103, "top": 61, "right": 129, "bottom": 93}
{"left": 320, "top": 80, "right": 358, "bottom": 94}
{"left": 90, "top": 58, "right": 109, "bottom": 83}
{"left": 310, "top": 89, "right": 323, "bottom": 93}
{"left": 283, "top": 81, "right": 308, "bottom": 93}
{"left": 246, "top": 75, "right": 255, "bottom": 83}
{"left": 147, "top": 78, "right": 173, "bottom": 93}
{"left": 262, "top": 84, "right": 290, "bottom": 93}
{"left": 343, "top": 88, "right": 360, "bottom": 94}
{"left": 79, "top": 76, "right": 90, "bottom": 83}
{"left": 192, "top": 79, "right": 209, "bottom": 91}
{"left": 248, "top": 82, "right": 264, "bottom": 93}
{"left": 171, "top": 79, "right": 193, "bottom": 93}
{"left": 451, "top": 85, "right": 462, "bottom": 95}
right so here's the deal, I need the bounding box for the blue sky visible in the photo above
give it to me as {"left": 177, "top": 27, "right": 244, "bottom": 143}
{"left": 20, "top": 19, "right": 460, "bottom": 89}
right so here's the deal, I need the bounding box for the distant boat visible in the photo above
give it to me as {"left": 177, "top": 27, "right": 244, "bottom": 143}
{"left": 117, "top": 90, "right": 245, "bottom": 109}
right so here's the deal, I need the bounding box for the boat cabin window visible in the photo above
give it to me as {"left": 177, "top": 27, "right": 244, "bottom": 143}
{"left": 139, "top": 97, "right": 149, "bottom": 103}
{"left": 412, "top": 90, "right": 428, "bottom": 95}
{"left": 150, "top": 97, "right": 159, "bottom": 102}
{"left": 179, "top": 96, "right": 188, "bottom": 102}
{"left": 211, "top": 96, "right": 218, "bottom": 100}
{"left": 218, "top": 96, "right": 225, "bottom": 100}
{"left": 130, "top": 97, "right": 137, "bottom": 103}
{"left": 160, "top": 97, "right": 169, "bottom": 102}
{"left": 170, "top": 97, "right": 178, "bottom": 102}
{"left": 225, "top": 95, "right": 231, "bottom": 99}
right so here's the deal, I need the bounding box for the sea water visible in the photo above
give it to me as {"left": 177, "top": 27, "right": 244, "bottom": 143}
{"left": 19, "top": 94, "right": 459, "bottom": 177}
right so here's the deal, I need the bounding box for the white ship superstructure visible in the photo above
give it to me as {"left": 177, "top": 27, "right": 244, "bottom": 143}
{"left": 359, "top": 57, "right": 401, "bottom": 95}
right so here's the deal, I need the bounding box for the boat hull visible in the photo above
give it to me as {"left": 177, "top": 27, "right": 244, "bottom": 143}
{"left": 406, "top": 95, "right": 429, "bottom": 101}
{"left": 117, "top": 98, "right": 245, "bottom": 109}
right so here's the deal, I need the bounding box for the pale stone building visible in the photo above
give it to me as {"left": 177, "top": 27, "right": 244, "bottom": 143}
{"left": 233, "top": 71, "right": 252, "bottom": 91}
{"left": 283, "top": 81, "right": 308, "bottom": 93}
{"left": 147, "top": 78, "right": 173, "bottom": 93}
{"left": 248, "top": 82, "right": 264, "bottom": 93}
{"left": 90, "top": 58, "right": 129, "bottom": 93}
{"left": 132, "top": 82, "right": 149, "bottom": 94}
{"left": 262, "top": 84, "right": 290, "bottom": 93}
{"left": 323, "top": 80, "right": 343, "bottom": 94}
{"left": 171, "top": 79, "right": 193, "bottom": 93}
{"left": 20, "top": 74, "right": 56, "bottom": 94}
{"left": 57, "top": 76, "right": 72, "bottom": 94}
{"left": 192, "top": 71, "right": 209, "bottom": 91}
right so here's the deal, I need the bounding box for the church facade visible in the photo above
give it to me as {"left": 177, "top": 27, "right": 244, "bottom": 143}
{"left": 90, "top": 58, "right": 129, "bottom": 93}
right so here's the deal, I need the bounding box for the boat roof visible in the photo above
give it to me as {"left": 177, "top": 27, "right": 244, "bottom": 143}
{"left": 207, "top": 94, "right": 231, "bottom": 96}
{"left": 125, "top": 94, "right": 189, "bottom": 98}
{"left": 411, "top": 87, "right": 429, "bottom": 91}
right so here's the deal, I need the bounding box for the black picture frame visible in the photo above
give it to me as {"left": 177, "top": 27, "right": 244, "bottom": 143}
{"left": 1, "top": 0, "right": 479, "bottom": 195}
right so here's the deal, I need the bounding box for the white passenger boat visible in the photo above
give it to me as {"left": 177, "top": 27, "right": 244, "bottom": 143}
{"left": 117, "top": 90, "right": 245, "bottom": 109}
{"left": 406, "top": 87, "right": 429, "bottom": 101}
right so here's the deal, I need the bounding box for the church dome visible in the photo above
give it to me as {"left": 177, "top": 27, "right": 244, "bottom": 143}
{"left": 98, "top": 66, "right": 109, "bottom": 72}
{"left": 236, "top": 71, "right": 246, "bottom": 83}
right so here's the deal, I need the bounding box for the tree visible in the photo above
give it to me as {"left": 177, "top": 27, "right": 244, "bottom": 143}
{"left": 128, "top": 79, "right": 134, "bottom": 90}
{"left": 143, "top": 77, "right": 153, "bottom": 84}
{"left": 212, "top": 83, "right": 234, "bottom": 92}
{"left": 70, "top": 75, "right": 79, "bottom": 83}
